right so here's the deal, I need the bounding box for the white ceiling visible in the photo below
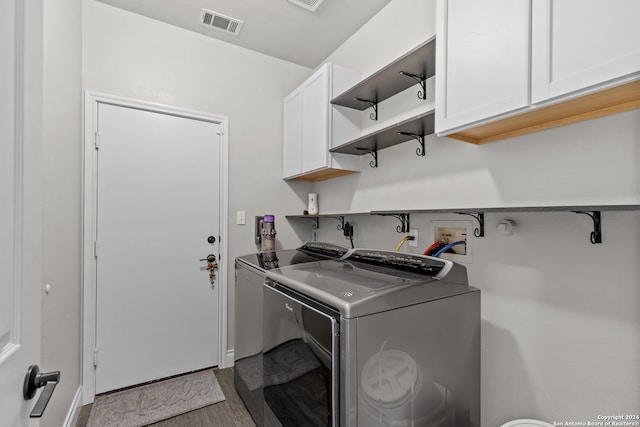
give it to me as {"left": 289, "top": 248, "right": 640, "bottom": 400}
{"left": 94, "top": 0, "right": 392, "bottom": 68}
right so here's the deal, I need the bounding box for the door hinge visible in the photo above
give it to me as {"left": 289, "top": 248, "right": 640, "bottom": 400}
{"left": 93, "top": 349, "right": 98, "bottom": 367}
{"left": 94, "top": 241, "right": 98, "bottom": 258}
{"left": 94, "top": 132, "right": 100, "bottom": 150}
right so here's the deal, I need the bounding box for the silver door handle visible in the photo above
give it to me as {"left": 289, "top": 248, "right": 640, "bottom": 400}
{"left": 23, "top": 365, "right": 61, "bottom": 418}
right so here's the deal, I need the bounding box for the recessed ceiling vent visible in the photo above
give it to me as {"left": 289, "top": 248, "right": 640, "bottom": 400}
{"left": 287, "top": 0, "right": 325, "bottom": 12}
{"left": 199, "top": 9, "right": 244, "bottom": 36}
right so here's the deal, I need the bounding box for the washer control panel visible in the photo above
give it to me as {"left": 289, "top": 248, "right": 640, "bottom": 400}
{"left": 345, "top": 249, "right": 450, "bottom": 277}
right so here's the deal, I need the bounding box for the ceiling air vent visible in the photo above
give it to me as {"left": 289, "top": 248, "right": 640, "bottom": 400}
{"left": 200, "top": 9, "right": 244, "bottom": 36}
{"left": 287, "top": 0, "right": 325, "bottom": 12}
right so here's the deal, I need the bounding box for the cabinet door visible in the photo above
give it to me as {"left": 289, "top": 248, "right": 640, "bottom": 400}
{"left": 301, "top": 66, "right": 330, "bottom": 172}
{"left": 435, "top": 0, "right": 531, "bottom": 134}
{"left": 532, "top": 0, "right": 640, "bottom": 103}
{"left": 283, "top": 87, "right": 303, "bottom": 179}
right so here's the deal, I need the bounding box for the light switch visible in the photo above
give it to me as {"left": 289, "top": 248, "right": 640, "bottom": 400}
{"left": 237, "top": 210, "right": 246, "bottom": 225}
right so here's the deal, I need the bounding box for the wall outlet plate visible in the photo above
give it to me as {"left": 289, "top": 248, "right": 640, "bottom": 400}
{"left": 409, "top": 229, "right": 418, "bottom": 247}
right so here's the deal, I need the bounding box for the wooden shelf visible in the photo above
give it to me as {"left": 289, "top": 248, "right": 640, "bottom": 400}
{"left": 287, "top": 168, "right": 358, "bottom": 182}
{"left": 330, "top": 110, "right": 435, "bottom": 156}
{"left": 331, "top": 36, "right": 436, "bottom": 111}
{"left": 445, "top": 80, "right": 640, "bottom": 144}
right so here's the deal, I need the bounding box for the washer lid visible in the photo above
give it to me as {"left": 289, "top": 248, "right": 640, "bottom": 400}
{"left": 265, "top": 256, "right": 474, "bottom": 318}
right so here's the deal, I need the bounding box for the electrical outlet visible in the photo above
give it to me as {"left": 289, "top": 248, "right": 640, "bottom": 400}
{"left": 409, "top": 229, "right": 418, "bottom": 247}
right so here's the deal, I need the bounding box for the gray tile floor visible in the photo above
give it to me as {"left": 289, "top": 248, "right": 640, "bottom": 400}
{"left": 75, "top": 368, "right": 256, "bottom": 426}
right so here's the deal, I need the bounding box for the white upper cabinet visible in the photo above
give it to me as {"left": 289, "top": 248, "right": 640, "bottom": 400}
{"left": 283, "top": 88, "right": 303, "bottom": 178}
{"left": 435, "top": 0, "right": 531, "bottom": 134}
{"left": 301, "top": 68, "right": 330, "bottom": 173}
{"left": 531, "top": 0, "right": 640, "bottom": 103}
{"left": 436, "top": 0, "right": 640, "bottom": 142}
{"left": 282, "top": 63, "right": 361, "bottom": 181}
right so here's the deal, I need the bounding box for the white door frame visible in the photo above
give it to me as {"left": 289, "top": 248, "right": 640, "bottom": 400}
{"left": 82, "top": 92, "right": 230, "bottom": 404}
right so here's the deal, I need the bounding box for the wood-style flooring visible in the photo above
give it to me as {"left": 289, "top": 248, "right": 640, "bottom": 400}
{"left": 75, "top": 367, "right": 256, "bottom": 427}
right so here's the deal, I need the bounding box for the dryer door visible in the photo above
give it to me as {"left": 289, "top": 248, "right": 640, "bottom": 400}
{"left": 263, "top": 282, "right": 340, "bottom": 426}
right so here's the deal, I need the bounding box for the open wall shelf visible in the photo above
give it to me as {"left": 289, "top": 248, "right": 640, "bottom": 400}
{"left": 287, "top": 204, "right": 640, "bottom": 244}
{"left": 331, "top": 36, "right": 436, "bottom": 116}
{"left": 286, "top": 212, "right": 369, "bottom": 230}
{"left": 330, "top": 110, "right": 435, "bottom": 167}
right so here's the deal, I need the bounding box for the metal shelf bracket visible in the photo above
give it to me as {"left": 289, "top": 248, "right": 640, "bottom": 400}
{"left": 299, "top": 216, "right": 320, "bottom": 229}
{"left": 572, "top": 211, "right": 602, "bottom": 244}
{"left": 376, "top": 213, "right": 410, "bottom": 233}
{"left": 355, "top": 147, "right": 378, "bottom": 168}
{"left": 456, "top": 212, "right": 485, "bottom": 237}
{"left": 354, "top": 97, "right": 378, "bottom": 121}
{"left": 399, "top": 71, "right": 427, "bottom": 100}
{"left": 398, "top": 132, "right": 426, "bottom": 156}
{"left": 327, "top": 216, "right": 346, "bottom": 231}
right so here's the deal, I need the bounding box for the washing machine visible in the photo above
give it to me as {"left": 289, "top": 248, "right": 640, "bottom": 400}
{"left": 262, "top": 249, "right": 480, "bottom": 427}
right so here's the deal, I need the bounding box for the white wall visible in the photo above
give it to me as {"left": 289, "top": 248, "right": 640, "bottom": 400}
{"left": 42, "top": 0, "right": 82, "bottom": 425}
{"left": 311, "top": 0, "right": 640, "bottom": 424}
{"left": 82, "top": 0, "right": 313, "bottom": 359}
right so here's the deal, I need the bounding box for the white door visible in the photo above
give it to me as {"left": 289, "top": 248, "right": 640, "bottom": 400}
{"left": 0, "top": 0, "right": 44, "bottom": 424}
{"left": 94, "top": 102, "right": 221, "bottom": 394}
{"left": 435, "top": 0, "right": 531, "bottom": 134}
{"left": 531, "top": 0, "right": 640, "bottom": 103}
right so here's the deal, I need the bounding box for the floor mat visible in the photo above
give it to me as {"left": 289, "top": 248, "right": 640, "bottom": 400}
{"left": 87, "top": 370, "right": 225, "bottom": 427}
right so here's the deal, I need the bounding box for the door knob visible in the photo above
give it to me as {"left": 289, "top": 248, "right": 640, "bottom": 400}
{"left": 199, "top": 254, "right": 216, "bottom": 263}
{"left": 23, "top": 365, "right": 60, "bottom": 418}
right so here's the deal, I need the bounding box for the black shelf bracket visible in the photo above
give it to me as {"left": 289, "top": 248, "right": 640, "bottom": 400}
{"left": 326, "top": 216, "right": 346, "bottom": 231}
{"left": 355, "top": 147, "right": 378, "bottom": 168}
{"left": 399, "top": 71, "right": 427, "bottom": 100}
{"left": 376, "top": 213, "right": 410, "bottom": 233}
{"left": 572, "top": 211, "right": 602, "bottom": 244}
{"left": 354, "top": 97, "right": 378, "bottom": 121}
{"left": 398, "top": 132, "right": 426, "bottom": 156}
{"left": 456, "top": 212, "right": 485, "bottom": 237}
{"left": 298, "top": 216, "right": 320, "bottom": 229}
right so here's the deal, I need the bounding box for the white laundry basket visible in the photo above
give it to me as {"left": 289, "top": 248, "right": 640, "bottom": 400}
{"left": 501, "top": 420, "right": 554, "bottom": 427}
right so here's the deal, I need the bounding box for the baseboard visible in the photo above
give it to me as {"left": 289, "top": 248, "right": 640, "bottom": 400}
{"left": 63, "top": 386, "right": 83, "bottom": 427}
{"left": 223, "top": 349, "right": 234, "bottom": 368}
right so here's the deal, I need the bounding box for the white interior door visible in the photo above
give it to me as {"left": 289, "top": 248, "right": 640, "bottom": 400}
{"left": 0, "top": 0, "right": 43, "bottom": 424}
{"left": 94, "top": 102, "right": 221, "bottom": 394}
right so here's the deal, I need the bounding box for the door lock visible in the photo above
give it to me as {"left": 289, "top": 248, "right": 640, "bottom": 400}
{"left": 199, "top": 254, "right": 218, "bottom": 285}
{"left": 23, "top": 365, "right": 60, "bottom": 418}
